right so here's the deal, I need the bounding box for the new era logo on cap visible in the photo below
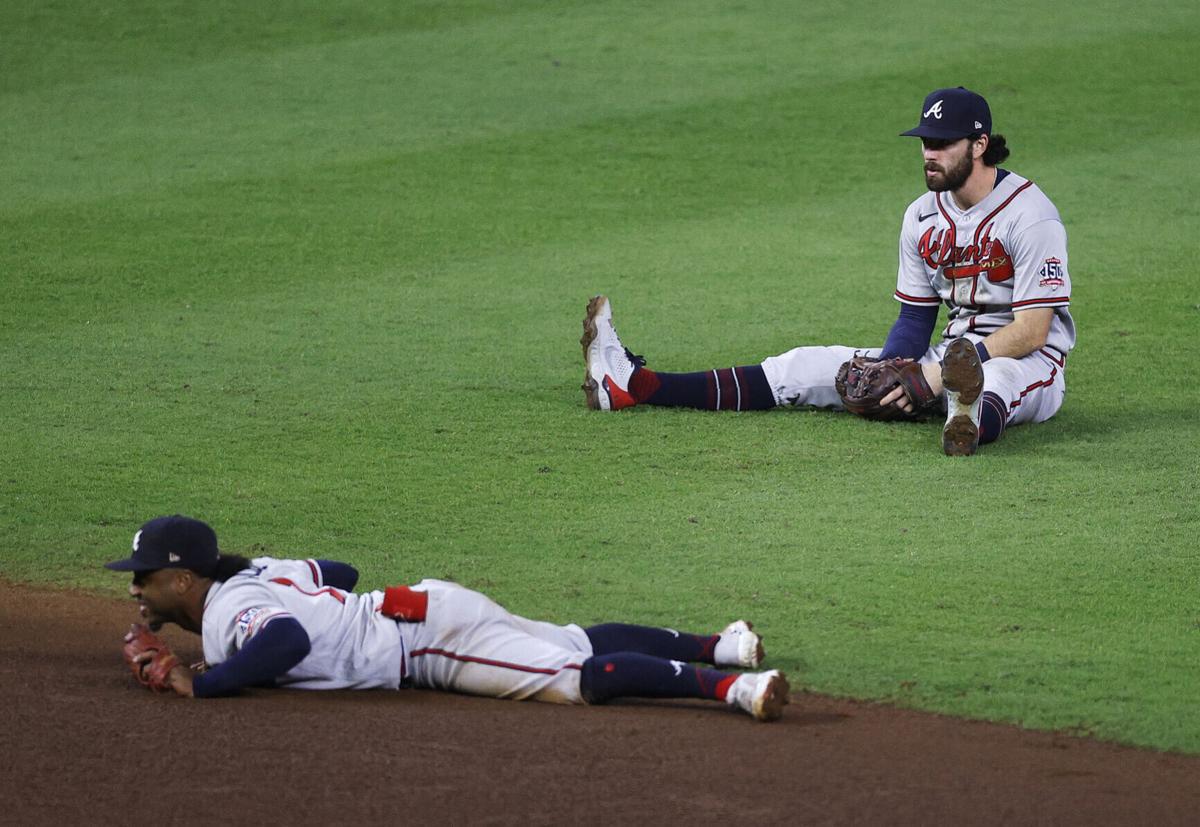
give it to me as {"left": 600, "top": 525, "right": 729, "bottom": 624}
{"left": 901, "top": 87, "right": 992, "bottom": 140}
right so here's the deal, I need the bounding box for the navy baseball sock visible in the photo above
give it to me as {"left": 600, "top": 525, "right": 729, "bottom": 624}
{"left": 979, "top": 391, "right": 1008, "bottom": 445}
{"left": 579, "top": 653, "right": 736, "bottom": 704}
{"left": 628, "top": 365, "right": 775, "bottom": 411}
{"left": 585, "top": 623, "right": 719, "bottom": 663}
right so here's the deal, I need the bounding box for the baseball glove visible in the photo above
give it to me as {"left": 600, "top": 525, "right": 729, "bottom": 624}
{"left": 122, "top": 623, "right": 181, "bottom": 693}
{"left": 835, "top": 356, "right": 938, "bottom": 421}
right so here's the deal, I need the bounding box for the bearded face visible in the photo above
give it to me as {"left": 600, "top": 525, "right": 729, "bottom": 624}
{"left": 922, "top": 138, "right": 974, "bottom": 192}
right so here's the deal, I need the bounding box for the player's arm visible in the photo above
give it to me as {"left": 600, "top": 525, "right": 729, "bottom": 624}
{"left": 879, "top": 303, "right": 940, "bottom": 360}
{"left": 314, "top": 559, "right": 359, "bottom": 592}
{"left": 982, "top": 216, "right": 1067, "bottom": 360}
{"left": 187, "top": 617, "right": 312, "bottom": 698}
{"left": 974, "top": 307, "right": 1053, "bottom": 360}
{"left": 878, "top": 214, "right": 942, "bottom": 407}
{"left": 886, "top": 202, "right": 942, "bottom": 361}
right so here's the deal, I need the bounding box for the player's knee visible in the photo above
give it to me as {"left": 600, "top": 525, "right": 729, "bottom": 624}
{"left": 578, "top": 656, "right": 606, "bottom": 705}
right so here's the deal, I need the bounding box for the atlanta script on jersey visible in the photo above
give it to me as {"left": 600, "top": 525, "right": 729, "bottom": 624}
{"left": 895, "top": 170, "right": 1075, "bottom": 358}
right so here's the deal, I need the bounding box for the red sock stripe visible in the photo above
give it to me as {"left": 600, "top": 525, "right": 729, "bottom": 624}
{"left": 714, "top": 674, "right": 738, "bottom": 701}
{"left": 629, "top": 368, "right": 661, "bottom": 403}
{"left": 710, "top": 368, "right": 742, "bottom": 411}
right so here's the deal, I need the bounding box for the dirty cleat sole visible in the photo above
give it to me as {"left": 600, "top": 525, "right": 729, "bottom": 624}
{"left": 752, "top": 671, "right": 790, "bottom": 722}
{"left": 580, "top": 295, "right": 610, "bottom": 410}
{"left": 941, "top": 338, "right": 985, "bottom": 456}
{"left": 943, "top": 414, "right": 979, "bottom": 457}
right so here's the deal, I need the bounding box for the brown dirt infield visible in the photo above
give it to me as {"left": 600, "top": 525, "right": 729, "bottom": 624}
{"left": 2, "top": 579, "right": 1197, "bottom": 825}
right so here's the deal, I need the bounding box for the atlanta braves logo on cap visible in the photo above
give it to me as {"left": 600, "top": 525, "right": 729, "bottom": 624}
{"left": 901, "top": 87, "right": 992, "bottom": 141}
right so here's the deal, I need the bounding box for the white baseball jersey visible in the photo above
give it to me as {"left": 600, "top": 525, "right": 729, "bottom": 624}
{"left": 202, "top": 557, "right": 405, "bottom": 690}
{"left": 201, "top": 558, "right": 593, "bottom": 702}
{"left": 895, "top": 170, "right": 1075, "bottom": 358}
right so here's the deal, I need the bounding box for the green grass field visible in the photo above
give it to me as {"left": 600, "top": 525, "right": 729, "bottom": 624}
{"left": 3, "top": 0, "right": 1198, "bottom": 751}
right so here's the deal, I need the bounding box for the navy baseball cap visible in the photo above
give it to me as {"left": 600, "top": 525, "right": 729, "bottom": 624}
{"left": 104, "top": 515, "right": 219, "bottom": 575}
{"left": 900, "top": 87, "right": 992, "bottom": 140}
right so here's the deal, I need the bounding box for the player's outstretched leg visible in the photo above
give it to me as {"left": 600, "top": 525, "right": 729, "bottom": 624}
{"left": 579, "top": 652, "right": 789, "bottom": 722}
{"left": 581, "top": 295, "right": 777, "bottom": 412}
{"left": 941, "top": 338, "right": 985, "bottom": 456}
{"left": 585, "top": 620, "right": 764, "bottom": 669}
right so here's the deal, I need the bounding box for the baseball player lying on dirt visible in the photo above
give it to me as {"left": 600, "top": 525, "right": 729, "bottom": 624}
{"left": 107, "top": 515, "right": 790, "bottom": 722}
{"left": 581, "top": 87, "right": 1074, "bottom": 456}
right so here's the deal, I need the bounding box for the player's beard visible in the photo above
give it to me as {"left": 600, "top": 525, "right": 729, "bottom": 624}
{"left": 924, "top": 147, "right": 973, "bottom": 192}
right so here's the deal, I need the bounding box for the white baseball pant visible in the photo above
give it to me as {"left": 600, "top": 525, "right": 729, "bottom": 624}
{"left": 760, "top": 339, "right": 1067, "bottom": 427}
{"left": 402, "top": 580, "right": 593, "bottom": 704}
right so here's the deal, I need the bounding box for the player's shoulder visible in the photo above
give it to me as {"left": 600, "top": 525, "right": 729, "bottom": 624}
{"left": 212, "top": 557, "right": 307, "bottom": 593}
{"left": 248, "top": 556, "right": 323, "bottom": 583}
{"left": 998, "top": 170, "right": 1062, "bottom": 223}
{"left": 900, "top": 191, "right": 938, "bottom": 234}
{"left": 902, "top": 189, "right": 938, "bottom": 217}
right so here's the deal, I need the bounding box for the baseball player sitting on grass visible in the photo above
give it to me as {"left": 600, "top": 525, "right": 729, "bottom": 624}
{"left": 581, "top": 87, "right": 1074, "bottom": 456}
{"left": 107, "top": 515, "right": 790, "bottom": 722}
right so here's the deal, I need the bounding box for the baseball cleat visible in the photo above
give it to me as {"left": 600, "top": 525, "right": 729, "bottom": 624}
{"left": 714, "top": 620, "right": 764, "bottom": 669}
{"left": 727, "top": 669, "right": 790, "bottom": 722}
{"left": 941, "top": 338, "right": 985, "bottom": 456}
{"left": 580, "top": 295, "right": 643, "bottom": 411}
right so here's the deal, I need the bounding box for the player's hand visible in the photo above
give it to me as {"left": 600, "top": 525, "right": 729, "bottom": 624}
{"left": 129, "top": 649, "right": 195, "bottom": 697}
{"left": 123, "top": 623, "right": 195, "bottom": 697}
{"left": 165, "top": 663, "right": 196, "bottom": 697}
{"left": 881, "top": 362, "right": 943, "bottom": 413}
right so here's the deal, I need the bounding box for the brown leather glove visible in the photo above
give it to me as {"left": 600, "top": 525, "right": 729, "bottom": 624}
{"left": 122, "top": 623, "right": 182, "bottom": 693}
{"left": 835, "top": 356, "right": 938, "bottom": 421}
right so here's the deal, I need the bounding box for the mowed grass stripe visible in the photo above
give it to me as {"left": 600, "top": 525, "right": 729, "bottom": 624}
{"left": 6, "top": 16, "right": 1199, "bottom": 326}
{"left": 1, "top": 2, "right": 898, "bottom": 206}
{"left": 0, "top": 0, "right": 576, "bottom": 94}
{"left": 5, "top": 1, "right": 1195, "bottom": 207}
